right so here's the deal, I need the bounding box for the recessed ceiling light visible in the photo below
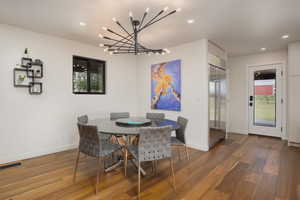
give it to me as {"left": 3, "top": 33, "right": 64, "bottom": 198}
{"left": 281, "top": 34, "right": 289, "bottom": 39}
{"left": 187, "top": 19, "right": 195, "bottom": 24}
{"left": 261, "top": 47, "right": 267, "bottom": 51}
{"left": 79, "top": 22, "right": 86, "bottom": 26}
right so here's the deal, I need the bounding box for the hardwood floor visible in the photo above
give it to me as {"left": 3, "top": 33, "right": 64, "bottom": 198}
{"left": 1, "top": 133, "right": 300, "bottom": 200}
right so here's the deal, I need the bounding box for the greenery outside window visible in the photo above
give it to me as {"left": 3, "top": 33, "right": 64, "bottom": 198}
{"left": 73, "top": 56, "right": 106, "bottom": 94}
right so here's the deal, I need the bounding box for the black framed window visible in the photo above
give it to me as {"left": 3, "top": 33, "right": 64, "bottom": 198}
{"left": 73, "top": 56, "right": 106, "bottom": 94}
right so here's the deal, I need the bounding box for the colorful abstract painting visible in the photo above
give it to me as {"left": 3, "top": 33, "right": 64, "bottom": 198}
{"left": 151, "top": 60, "right": 181, "bottom": 111}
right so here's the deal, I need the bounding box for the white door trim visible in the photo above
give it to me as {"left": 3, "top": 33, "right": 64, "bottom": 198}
{"left": 246, "top": 62, "right": 286, "bottom": 139}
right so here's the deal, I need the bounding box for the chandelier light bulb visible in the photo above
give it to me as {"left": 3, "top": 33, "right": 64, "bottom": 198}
{"left": 99, "top": 43, "right": 104, "bottom": 47}
{"left": 129, "top": 11, "right": 133, "bottom": 17}
{"left": 104, "top": 48, "right": 108, "bottom": 52}
{"left": 102, "top": 27, "right": 108, "bottom": 31}
{"left": 112, "top": 17, "right": 117, "bottom": 22}
{"left": 164, "top": 6, "right": 169, "bottom": 12}
{"left": 98, "top": 33, "right": 104, "bottom": 38}
{"left": 109, "top": 52, "right": 113, "bottom": 55}
{"left": 176, "top": 8, "right": 182, "bottom": 12}
{"left": 145, "top": 8, "right": 150, "bottom": 13}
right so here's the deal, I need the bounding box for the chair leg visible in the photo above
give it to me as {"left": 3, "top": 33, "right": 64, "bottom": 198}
{"left": 124, "top": 148, "right": 128, "bottom": 176}
{"left": 177, "top": 148, "right": 181, "bottom": 161}
{"left": 152, "top": 161, "right": 155, "bottom": 174}
{"left": 138, "top": 162, "right": 141, "bottom": 199}
{"left": 184, "top": 145, "right": 190, "bottom": 160}
{"left": 154, "top": 160, "right": 158, "bottom": 175}
{"left": 169, "top": 158, "right": 176, "bottom": 191}
{"left": 73, "top": 150, "right": 80, "bottom": 183}
{"left": 95, "top": 157, "right": 101, "bottom": 195}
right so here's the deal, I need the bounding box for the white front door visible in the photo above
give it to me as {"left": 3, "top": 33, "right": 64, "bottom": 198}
{"left": 248, "top": 64, "right": 283, "bottom": 137}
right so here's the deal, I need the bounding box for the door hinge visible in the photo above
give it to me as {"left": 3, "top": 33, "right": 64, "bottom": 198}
{"left": 281, "top": 98, "right": 284, "bottom": 104}
{"left": 281, "top": 71, "right": 283, "bottom": 76}
{"left": 281, "top": 127, "right": 283, "bottom": 132}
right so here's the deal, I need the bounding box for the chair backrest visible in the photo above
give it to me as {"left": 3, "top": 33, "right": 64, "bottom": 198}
{"left": 110, "top": 112, "right": 130, "bottom": 120}
{"left": 146, "top": 112, "right": 165, "bottom": 120}
{"left": 138, "top": 126, "right": 172, "bottom": 162}
{"left": 176, "top": 116, "right": 188, "bottom": 144}
{"left": 77, "top": 115, "right": 88, "bottom": 124}
{"left": 77, "top": 123, "right": 101, "bottom": 157}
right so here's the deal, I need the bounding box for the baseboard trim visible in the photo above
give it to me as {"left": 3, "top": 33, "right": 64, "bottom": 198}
{"left": 288, "top": 141, "right": 300, "bottom": 148}
{"left": 187, "top": 143, "right": 209, "bottom": 152}
{"left": 0, "top": 143, "right": 78, "bottom": 165}
{"left": 227, "top": 129, "right": 249, "bottom": 135}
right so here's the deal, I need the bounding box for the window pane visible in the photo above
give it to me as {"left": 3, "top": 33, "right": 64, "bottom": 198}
{"left": 73, "top": 59, "right": 88, "bottom": 93}
{"left": 253, "top": 69, "right": 276, "bottom": 127}
{"left": 89, "top": 60, "right": 104, "bottom": 93}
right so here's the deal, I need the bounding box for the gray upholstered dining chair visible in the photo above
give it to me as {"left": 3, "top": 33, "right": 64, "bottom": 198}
{"left": 73, "top": 123, "right": 120, "bottom": 194}
{"left": 110, "top": 112, "right": 130, "bottom": 120}
{"left": 146, "top": 112, "right": 165, "bottom": 120}
{"left": 171, "top": 116, "right": 189, "bottom": 160}
{"left": 126, "top": 126, "right": 175, "bottom": 199}
{"left": 77, "top": 115, "right": 110, "bottom": 142}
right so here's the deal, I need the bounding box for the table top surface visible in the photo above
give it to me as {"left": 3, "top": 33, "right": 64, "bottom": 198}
{"left": 89, "top": 117, "right": 180, "bottom": 135}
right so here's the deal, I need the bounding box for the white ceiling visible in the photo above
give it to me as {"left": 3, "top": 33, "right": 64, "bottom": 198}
{"left": 0, "top": 0, "right": 299, "bottom": 56}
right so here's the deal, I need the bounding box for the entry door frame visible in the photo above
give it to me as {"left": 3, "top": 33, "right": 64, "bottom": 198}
{"left": 246, "top": 62, "right": 286, "bottom": 139}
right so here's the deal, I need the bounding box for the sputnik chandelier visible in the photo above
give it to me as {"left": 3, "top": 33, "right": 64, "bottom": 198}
{"left": 99, "top": 6, "right": 181, "bottom": 55}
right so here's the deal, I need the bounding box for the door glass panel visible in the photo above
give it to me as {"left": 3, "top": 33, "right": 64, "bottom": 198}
{"left": 209, "top": 81, "right": 216, "bottom": 123}
{"left": 253, "top": 69, "right": 276, "bottom": 127}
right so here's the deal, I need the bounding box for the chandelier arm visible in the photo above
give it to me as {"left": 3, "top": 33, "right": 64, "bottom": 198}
{"left": 115, "top": 21, "right": 131, "bottom": 36}
{"left": 130, "top": 16, "right": 135, "bottom": 32}
{"left": 137, "top": 43, "right": 151, "bottom": 50}
{"left": 104, "top": 44, "right": 134, "bottom": 48}
{"left": 115, "top": 34, "right": 136, "bottom": 51}
{"left": 109, "top": 32, "right": 138, "bottom": 48}
{"left": 138, "top": 12, "right": 148, "bottom": 30}
{"left": 105, "top": 28, "right": 134, "bottom": 43}
{"left": 113, "top": 52, "right": 139, "bottom": 54}
{"left": 104, "top": 37, "right": 134, "bottom": 46}
{"left": 138, "top": 9, "right": 164, "bottom": 32}
{"left": 140, "top": 10, "right": 177, "bottom": 31}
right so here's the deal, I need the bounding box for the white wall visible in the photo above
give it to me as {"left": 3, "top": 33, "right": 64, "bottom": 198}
{"left": 228, "top": 50, "right": 288, "bottom": 136}
{"left": 136, "top": 40, "right": 209, "bottom": 151}
{"left": 0, "top": 24, "right": 138, "bottom": 164}
{"left": 287, "top": 42, "right": 300, "bottom": 144}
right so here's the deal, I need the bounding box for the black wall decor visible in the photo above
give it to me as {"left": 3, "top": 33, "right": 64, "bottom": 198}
{"left": 14, "top": 49, "right": 44, "bottom": 95}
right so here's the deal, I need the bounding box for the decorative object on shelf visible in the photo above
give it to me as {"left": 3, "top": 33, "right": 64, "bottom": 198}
{"left": 29, "top": 82, "right": 43, "bottom": 95}
{"left": 13, "top": 68, "right": 34, "bottom": 87}
{"left": 21, "top": 57, "right": 32, "bottom": 68}
{"left": 99, "top": 6, "right": 181, "bottom": 55}
{"left": 151, "top": 59, "right": 181, "bottom": 111}
{"left": 27, "top": 59, "right": 43, "bottom": 78}
{"left": 13, "top": 48, "right": 44, "bottom": 95}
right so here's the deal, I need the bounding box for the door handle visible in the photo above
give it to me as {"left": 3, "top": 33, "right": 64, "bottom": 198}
{"left": 249, "top": 96, "right": 253, "bottom": 101}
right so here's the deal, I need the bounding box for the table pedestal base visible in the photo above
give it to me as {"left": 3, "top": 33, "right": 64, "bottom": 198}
{"left": 104, "top": 159, "right": 146, "bottom": 176}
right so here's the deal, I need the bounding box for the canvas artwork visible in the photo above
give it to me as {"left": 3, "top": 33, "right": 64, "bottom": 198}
{"left": 151, "top": 59, "right": 181, "bottom": 111}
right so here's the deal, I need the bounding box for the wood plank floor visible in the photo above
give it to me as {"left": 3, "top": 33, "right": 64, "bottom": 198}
{"left": 1, "top": 133, "right": 300, "bottom": 200}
